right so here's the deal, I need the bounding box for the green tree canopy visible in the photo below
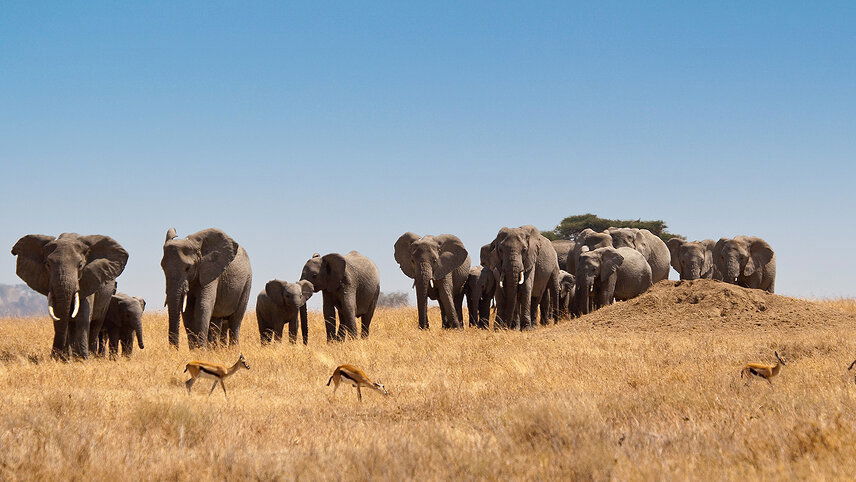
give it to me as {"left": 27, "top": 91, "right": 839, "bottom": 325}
{"left": 542, "top": 213, "right": 684, "bottom": 242}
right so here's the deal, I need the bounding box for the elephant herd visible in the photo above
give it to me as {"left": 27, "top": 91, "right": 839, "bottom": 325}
{"left": 10, "top": 226, "right": 776, "bottom": 359}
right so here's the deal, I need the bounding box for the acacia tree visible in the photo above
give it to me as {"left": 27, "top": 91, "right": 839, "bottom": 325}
{"left": 542, "top": 213, "right": 683, "bottom": 242}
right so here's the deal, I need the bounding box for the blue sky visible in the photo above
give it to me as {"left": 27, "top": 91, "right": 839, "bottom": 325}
{"left": 1, "top": 1, "right": 854, "bottom": 308}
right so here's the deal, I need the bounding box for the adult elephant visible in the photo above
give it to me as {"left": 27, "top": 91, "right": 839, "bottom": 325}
{"left": 101, "top": 293, "right": 145, "bottom": 358}
{"left": 394, "top": 233, "right": 469, "bottom": 330}
{"left": 712, "top": 236, "right": 776, "bottom": 293}
{"left": 666, "top": 238, "right": 716, "bottom": 280}
{"left": 256, "top": 280, "right": 314, "bottom": 345}
{"left": 574, "top": 246, "right": 652, "bottom": 316}
{"left": 485, "top": 225, "right": 560, "bottom": 330}
{"left": 11, "top": 233, "right": 128, "bottom": 359}
{"left": 551, "top": 239, "right": 576, "bottom": 272}
{"left": 162, "top": 228, "right": 252, "bottom": 349}
{"left": 300, "top": 252, "right": 380, "bottom": 341}
{"left": 607, "top": 228, "right": 671, "bottom": 283}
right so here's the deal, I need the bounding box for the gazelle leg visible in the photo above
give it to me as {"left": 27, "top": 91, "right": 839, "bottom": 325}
{"left": 186, "top": 377, "right": 196, "bottom": 394}
{"left": 220, "top": 380, "right": 227, "bottom": 397}
{"left": 332, "top": 382, "right": 339, "bottom": 396}
{"left": 209, "top": 380, "right": 219, "bottom": 396}
{"left": 357, "top": 385, "right": 362, "bottom": 402}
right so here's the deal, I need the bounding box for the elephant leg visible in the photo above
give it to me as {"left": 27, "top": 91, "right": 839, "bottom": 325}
{"left": 340, "top": 294, "right": 358, "bottom": 340}
{"left": 88, "top": 318, "right": 105, "bottom": 357}
{"left": 260, "top": 323, "right": 274, "bottom": 344}
{"left": 518, "top": 287, "right": 533, "bottom": 331}
{"left": 273, "top": 321, "right": 284, "bottom": 342}
{"left": 299, "top": 305, "right": 309, "bottom": 345}
{"left": 191, "top": 282, "right": 218, "bottom": 349}
{"left": 120, "top": 332, "right": 133, "bottom": 357}
{"left": 539, "top": 294, "right": 550, "bottom": 326}
{"left": 227, "top": 279, "right": 251, "bottom": 345}
{"left": 453, "top": 290, "right": 465, "bottom": 329}
{"left": 360, "top": 301, "right": 377, "bottom": 339}
{"left": 438, "top": 303, "right": 448, "bottom": 329}
{"left": 438, "top": 283, "right": 459, "bottom": 329}
{"left": 323, "top": 294, "right": 337, "bottom": 343}
{"left": 478, "top": 296, "right": 491, "bottom": 329}
{"left": 207, "top": 319, "right": 222, "bottom": 347}
{"left": 219, "top": 320, "right": 229, "bottom": 346}
{"left": 70, "top": 299, "right": 93, "bottom": 359}
{"left": 288, "top": 317, "right": 298, "bottom": 344}
{"left": 109, "top": 327, "right": 120, "bottom": 359}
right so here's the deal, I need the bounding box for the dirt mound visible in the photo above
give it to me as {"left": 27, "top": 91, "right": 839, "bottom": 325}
{"left": 574, "top": 279, "right": 855, "bottom": 331}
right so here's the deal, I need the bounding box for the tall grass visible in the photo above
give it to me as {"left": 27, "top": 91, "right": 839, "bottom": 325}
{"left": 0, "top": 304, "right": 854, "bottom": 480}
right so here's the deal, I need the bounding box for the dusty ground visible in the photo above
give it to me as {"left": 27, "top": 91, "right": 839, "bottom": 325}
{"left": 0, "top": 282, "right": 855, "bottom": 480}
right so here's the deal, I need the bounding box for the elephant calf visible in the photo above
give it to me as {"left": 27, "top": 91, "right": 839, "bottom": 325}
{"left": 256, "top": 280, "right": 314, "bottom": 344}
{"left": 100, "top": 293, "right": 145, "bottom": 358}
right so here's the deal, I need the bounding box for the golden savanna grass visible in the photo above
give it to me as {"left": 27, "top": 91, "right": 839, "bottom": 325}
{"left": 1, "top": 300, "right": 855, "bottom": 480}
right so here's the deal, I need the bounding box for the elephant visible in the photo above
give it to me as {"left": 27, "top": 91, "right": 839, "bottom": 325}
{"left": 100, "top": 293, "right": 145, "bottom": 358}
{"left": 11, "top": 233, "right": 128, "bottom": 359}
{"left": 463, "top": 264, "right": 497, "bottom": 329}
{"left": 256, "top": 279, "right": 314, "bottom": 344}
{"left": 394, "top": 233, "right": 470, "bottom": 329}
{"left": 574, "top": 246, "right": 652, "bottom": 316}
{"left": 607, "top": 227, "right": 671, "bottom": 283}
{"left": 556, "top": 270, "right": 576, "bottom": 320}
{"left": 666, "top": 238, "right": 716, "bottom": 280}
{"left": 712, "top": 236, "right": 776, "bottom": 293}
{"left": 485, "top": 225, "right": 560, "bottom": 330}
{"left": 551, "top": 239, "right": 576, "bottom": 272}
{"left": 162, "top": 228, "right": 253, "bottom": 349}
{"left": 300, "top": 251, "right": 380, "bottom": 341}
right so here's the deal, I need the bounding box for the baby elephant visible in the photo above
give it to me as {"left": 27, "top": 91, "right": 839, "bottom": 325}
{"left": 101, "top": 293, "right": 146, "bottom": 358}
{"left": 256, "top": 280, "right": 314, "bottom": 345}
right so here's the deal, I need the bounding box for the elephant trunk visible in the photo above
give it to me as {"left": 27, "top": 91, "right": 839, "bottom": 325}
{"left": 498, "top": 262, "right": 523, "bottom": 327}
{"left": 723, "top": 259, "right": 741, "bottom": 284}
{"left": 165, "top": 278, "right": 187, "bottom": 347}
{"left": 48, "top": 271, "right": 82, "bottom": 359}
{"left": 575, "top": 275, "right": 595, "bottom": 316}
{"left": 685, "top": 262, "right": 702, "bottom": 280}
{"left": 415, "top": 262, "right": 432, "bottom": 329}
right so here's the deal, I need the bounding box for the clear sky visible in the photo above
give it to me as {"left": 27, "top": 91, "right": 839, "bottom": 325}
{"left": 1, "top": 2, "right": 854, "bottom": 310}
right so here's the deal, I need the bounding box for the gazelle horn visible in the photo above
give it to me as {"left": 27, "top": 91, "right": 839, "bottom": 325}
{"left": 47, "top": 293, "right": 60, "bottom": 321}
{"left": 70, "top": 292, "right": 80, "bottom": 318}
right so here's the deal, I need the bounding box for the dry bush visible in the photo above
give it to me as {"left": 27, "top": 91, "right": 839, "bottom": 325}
{"left": 0, "top": 297, "right": 855, "bottom": 480}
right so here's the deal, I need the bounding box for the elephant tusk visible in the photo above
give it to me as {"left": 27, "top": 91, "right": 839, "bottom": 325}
{"left": 498, "top": 279, "right": 504, "bottom": 289}
{"left": 518, "top": 272, "right": 525, "bottom": 285}
{"left": 429, "top": 279, "right": 434, "bottom": 289}
{"left": 47, "top": 293, "right": 60, "bottom": 321}
{"left": 181, "top": 293, "right": 188, "bottom": 312}
{"left": 70, "top": 292, "right": 80, "bottom": 319}
{"left": 733, "top": 277, "right": 738, "bottom": 283}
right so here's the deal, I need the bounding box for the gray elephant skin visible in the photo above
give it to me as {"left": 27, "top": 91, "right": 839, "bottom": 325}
{"left": 667, "top": 238, "right": 716, "bottom": 280}
{"left": 162, "top": 228, "right": 253, "bottom": 349}
{"left": 551, "top": 239, "right": 576, "bottom": 272}
{"left": 256, "top": 279, "right": 314, "bottom": 344}
{"left": 300, "top": 252, "right": 380, "bottom": 341}
{"left": 713, "top": 236, "right": 776, "bottom": 292}
{"left": 486, "top": 225, "right": 560, "bottom": 330}
{"left": 556, "top": 270, "right": 576, "bottom": 319}
{"left": 11, "top": 233, "right": 128, "bottom": 359}
{"left": 574, "top": 246, "right": 652, "bottom": 316}
{"left": 463, "top": 262, "right": 497, "bottom": 329}
{"left": 100, "top": 293, "right": 145, "bottom": 358}
{"left": 607, "top": 228, "right": 671, "bottom": 283}
{"left": 394, "top": 233, "right": 470, "bottom": 329}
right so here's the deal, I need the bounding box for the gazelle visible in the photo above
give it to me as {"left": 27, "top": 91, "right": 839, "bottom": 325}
{"left": 184, "top": 353, "right": 250, "bottom": 397}
{"left": 326, "top": 364, "right": 389, "bottom": 401}
{"left": 741, "top": 351, "right": 786, "bottom": 383}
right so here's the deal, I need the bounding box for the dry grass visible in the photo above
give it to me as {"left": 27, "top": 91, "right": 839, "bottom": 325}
{"left": 0, "top": 301, "right": 855, "bottom": 480}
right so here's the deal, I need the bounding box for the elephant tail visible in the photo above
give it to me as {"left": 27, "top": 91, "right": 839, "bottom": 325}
{"left": 326, "top": 375, "right": 334, "bottom": 386}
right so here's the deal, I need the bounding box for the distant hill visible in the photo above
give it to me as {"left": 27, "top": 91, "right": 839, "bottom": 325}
{"left": 0, "top": 284, "right": 45, "bottom": 317}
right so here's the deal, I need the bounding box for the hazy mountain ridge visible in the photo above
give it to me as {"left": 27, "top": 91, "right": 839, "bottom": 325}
{"left": 0, "top": 284, "right": 45, "bottom": 317}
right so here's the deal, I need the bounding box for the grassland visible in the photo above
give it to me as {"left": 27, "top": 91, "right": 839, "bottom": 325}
{"left": 0, "top": 300, "right": 855, "bottom": 480}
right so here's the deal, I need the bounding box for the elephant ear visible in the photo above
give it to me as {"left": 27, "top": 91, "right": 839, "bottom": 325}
{"left": 479, "top": 244, "right": 492, "bottom": 268}
{"left": 393, "top": 232, "right": 420, "bottom": 279}
{"left": 433, "top": 234, "right": 468, "bottom": 280}
{"left": 744, "top": 238, "right": 774, "bottom": 278}
{"left": 712, "top": 238, "right": 728, "bottom": 261}
{"left": 666, "top": 238, "right": 684, "bottom": 271}
{"left": 265, "top": 280, "right": 287, "bottom": 308}
{"left": 486, "top": 229, "right": 510, "bottom": 271}
{"left": 11, "top": 234, "right": 55, "bottom": 296}
{"left": 601, "top": 248, "right": 625, "bottom": 274}
{"left": 321, "top": 253, "right": 347, "bottom": 289}
{"left": 298, "top": 280, "right": 314, "bottom": 304}
{"left": 135, "top": 297, "right": 147, "bottom": 312}
{"left": 78, "top": 235, "right": 129, "bottom": 298}
{"left": 165, "top": 228, "right": 178, "bottom": 243}
{"left": 521, "top": 225, "right": 541, "bottom": 271}
{"left": 191, "top": 229, "right": 239, "bottom": 286}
